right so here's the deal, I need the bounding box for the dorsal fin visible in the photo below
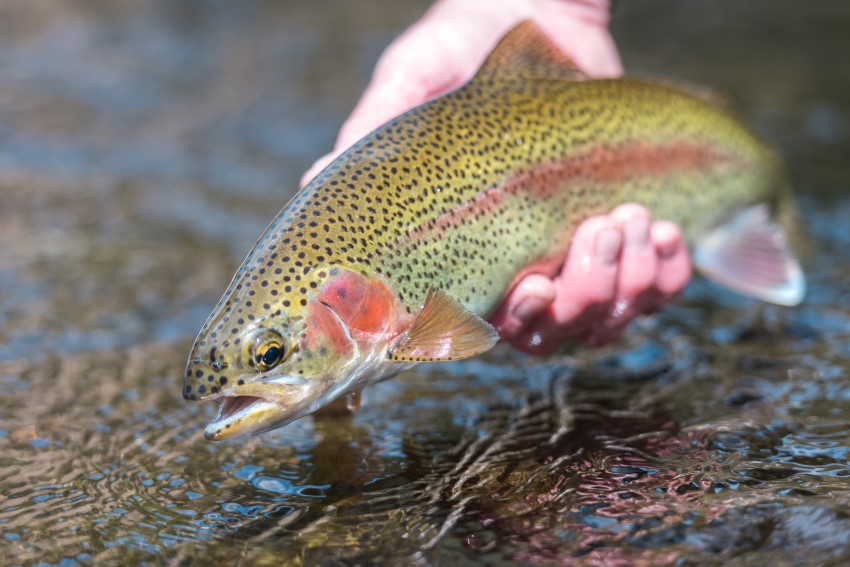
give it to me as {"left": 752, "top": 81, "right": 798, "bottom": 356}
{"left": 474, "top": 20, "right": 586, "bottom": 81}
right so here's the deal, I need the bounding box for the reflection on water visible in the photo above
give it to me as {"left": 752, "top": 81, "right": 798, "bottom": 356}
{"left": 1, "top": 0, "right": 849, "bottom": 565}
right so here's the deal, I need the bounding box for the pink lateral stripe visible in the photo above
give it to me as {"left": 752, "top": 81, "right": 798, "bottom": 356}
{"left": 405, "top": 140, "right": 736, "bottom": 243}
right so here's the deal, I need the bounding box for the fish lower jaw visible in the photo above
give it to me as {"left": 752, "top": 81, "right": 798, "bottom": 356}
{"left": 203, "top": 376, "right": 315, "bottom": 440}
{"left": 204, "top": 396, "right": 283, "bottom": 440}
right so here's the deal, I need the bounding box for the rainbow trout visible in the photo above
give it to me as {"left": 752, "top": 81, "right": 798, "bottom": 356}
{"left": 184, "top": 22, "right": 804, "bottom": 440}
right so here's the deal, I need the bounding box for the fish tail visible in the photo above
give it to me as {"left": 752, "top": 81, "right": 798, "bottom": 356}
{"left": 692, "top": 152, "right": 807, "bottom": 306}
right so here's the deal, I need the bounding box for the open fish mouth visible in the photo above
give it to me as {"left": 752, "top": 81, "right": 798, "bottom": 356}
{"left": 217, "top": 395, "right": 265, "bottom": 422}
{"left": 203, "top": 377, "right": 314, "bottom": 440}
{"left": 204, "top": 396, "right": 284, "bottom": 440}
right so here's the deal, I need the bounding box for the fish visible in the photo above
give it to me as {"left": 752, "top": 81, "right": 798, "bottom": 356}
{"left": 183, "top": 21, "right": 805, "bottom": 440}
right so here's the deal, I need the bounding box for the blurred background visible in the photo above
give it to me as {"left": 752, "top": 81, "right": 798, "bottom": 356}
{"left": 1, "top": 1, "right": 849, "bottom": 565}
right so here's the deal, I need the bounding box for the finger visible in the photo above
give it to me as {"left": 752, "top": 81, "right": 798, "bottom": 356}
{"left": 610, "top": 203, "right": 656, "bottom": 305}
{"left": 489, "top": 274, "right": 556, "bottom": 341}
{"left": 650, "top": 220, "right": 692, "bottom": 305}
{"left": 514, "top": 215, "right": 623, "bottom": 355}
{"left": 585, "top": 204, "right": 655, "bottom": 345}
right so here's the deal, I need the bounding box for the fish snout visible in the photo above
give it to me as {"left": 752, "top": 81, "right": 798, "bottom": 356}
{"left": 183, "top": 359, "right": 233, "bottom": 402}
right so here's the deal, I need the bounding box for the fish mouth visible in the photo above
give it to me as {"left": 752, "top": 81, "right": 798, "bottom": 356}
{"left": 204, "top": 396, "right": 283, "bottom": 440}
{"left": 203, "top": 376, "right": 316, "bottom": 441}
{"left": 220, "top": 395, "right": 261, "bottom": 417}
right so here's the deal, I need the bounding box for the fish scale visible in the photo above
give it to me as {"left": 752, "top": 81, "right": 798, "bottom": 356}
{"left": 184, "top": 21, "right": 804, "bottom": 439}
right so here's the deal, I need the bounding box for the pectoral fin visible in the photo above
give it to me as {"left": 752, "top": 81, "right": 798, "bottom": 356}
{"left": 694, "top": 204, "right": 805, "bottom": 306}
{"left": 389, "top": 289, "right": 499, "bottom": 362}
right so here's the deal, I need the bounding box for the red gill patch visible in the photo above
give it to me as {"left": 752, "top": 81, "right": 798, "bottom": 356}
{"left": 315, "top": 269, "right": 398, "bottom": 336}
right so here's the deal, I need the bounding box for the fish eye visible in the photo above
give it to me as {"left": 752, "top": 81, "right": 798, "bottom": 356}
{"left": 261, "top": 345, "right": 281, "bottom": 367}
{"left": 247, "top": 330, "right": 288, "bottom": 371}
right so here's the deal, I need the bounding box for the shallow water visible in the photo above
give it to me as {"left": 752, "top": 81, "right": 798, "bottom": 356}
{"left": 1, "top": 1, "right": 849, "bottom": 565}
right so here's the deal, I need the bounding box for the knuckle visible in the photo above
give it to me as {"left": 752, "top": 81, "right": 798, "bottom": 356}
{"left": 611, "top": 202, "right": 651, "bottom": 223}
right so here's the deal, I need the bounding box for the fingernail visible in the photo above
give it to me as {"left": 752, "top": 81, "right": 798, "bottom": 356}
{"left": 656, "top": 238, "right": 678, "bottom": 259}
{"left": 512, "top": 296, "right": 548, "bottom": 322}
{"left": 594, "top": 228, "right": 622, "bottom": 266}
{"left": 626, "top": 218, "right": 650, "bottom": 248}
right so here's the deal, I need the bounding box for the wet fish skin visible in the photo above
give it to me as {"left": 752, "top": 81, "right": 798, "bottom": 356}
{"left": 183, "top": 22, "right": 803, "bottom": 440}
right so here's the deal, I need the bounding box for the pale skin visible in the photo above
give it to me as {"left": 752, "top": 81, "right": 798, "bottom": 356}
{"left": 302, "top": 0, "right": 692, "bottom": 355}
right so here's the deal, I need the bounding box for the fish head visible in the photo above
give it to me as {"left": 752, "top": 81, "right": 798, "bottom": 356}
{"left": 184, "top": 263, "right": 405, "bottom": 440}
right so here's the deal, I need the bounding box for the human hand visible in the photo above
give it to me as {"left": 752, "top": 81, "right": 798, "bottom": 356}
{"left": 302, "top": 0, "right": 693, "bottom": 353}
{"left": 488, "top": 204, "right": 691, "bottom": 354}
{"left": 301, "top": 0, "right": 621, "bottom": 185}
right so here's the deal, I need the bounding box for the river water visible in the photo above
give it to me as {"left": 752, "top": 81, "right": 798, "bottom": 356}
{"left": 1, "top": 1, "right": 849, "bottom": 565}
